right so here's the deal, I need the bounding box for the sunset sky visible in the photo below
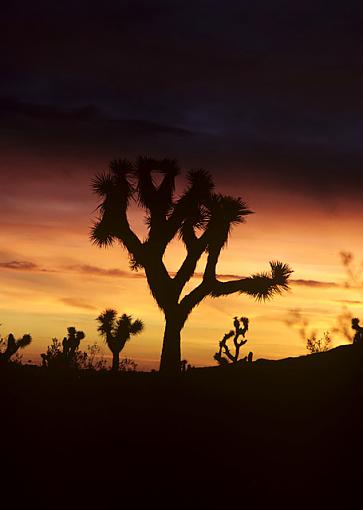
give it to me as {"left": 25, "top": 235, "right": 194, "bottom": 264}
{"left": 1, "top": 1, "right": 363, "bottom": 369}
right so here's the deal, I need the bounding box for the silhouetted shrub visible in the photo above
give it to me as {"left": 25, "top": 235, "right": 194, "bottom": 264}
{"left": 119, "top": 357, "right": 138, "bottom": 372}
{"left": 41, "top": 338, "right": 65, "bottom": 369}
{"left": 306, "top": 332, "right": 332, "bottom": 354}
{"left": 285, "top": 308, "right": 335, "bottom": 353}
{"left": 41, "top": 338, "right": 107, "bottom": 370}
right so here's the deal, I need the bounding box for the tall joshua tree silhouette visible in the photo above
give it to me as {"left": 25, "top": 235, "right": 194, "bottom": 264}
{"left": 0, "top": 333, "right": 32, "bottom": 364}
{"left": 91, "top": 157, "right": 292, "bottom": 373}
{"left": 96, "top": 309, "right": 144, "bottom": 371}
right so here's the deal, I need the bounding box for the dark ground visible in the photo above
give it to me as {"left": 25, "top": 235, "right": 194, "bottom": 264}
{"left": 1, "top": 345, "right": 362, "bottom": 507}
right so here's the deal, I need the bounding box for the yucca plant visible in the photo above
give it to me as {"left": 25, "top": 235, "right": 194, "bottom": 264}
{"left": 96, "top": 309, "right": 144, "bottom": 371}
{"left": 62, "top": 326, "right": 86, "bottom": 363}
{"left": 0, "top": 333, "right": 32, "bottom": 364}
{"left": 91, "top": 157, "right": 292, "bottom": 373}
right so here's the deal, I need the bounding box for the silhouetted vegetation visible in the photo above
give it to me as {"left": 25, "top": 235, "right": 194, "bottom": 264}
{"left": 91, "top": 157, "right": 292, "bottom": 373}
{"left": 41, "top": 338, "right": 63, "bottom": 368}
{"left": 119, "top": 357, "right": 138, "bottom": 372}
{"left": 41, "top": 338, "right": 108, "bottom": 370}
{"left": 81, "top": 342, "right": 108, "bottom": 371}
{"left": 0, "top": 332, "right": 32, "bottom": 365}
{"left": 96, "top": 309, "right": 144, "bottom": 371}
{"left": 285, "top": 308, "right": 334, "bottom": 353}
{"left": 352, "top": 317, "right": 363, "bottom": 345}
{"left": 62, "top": 326, "right": 86, "bottom": 364}
{"left": 306, "top": 331, "right": 332, "bottom": 354}
{"left": 2, "top": 343, "right": 362, "bottom": 507}
{"left": 214, "top": 316, "right": 250, "bottom": 364}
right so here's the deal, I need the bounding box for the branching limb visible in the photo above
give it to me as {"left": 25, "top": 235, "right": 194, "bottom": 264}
{"left": 211, "top": 262, "right": 293, "bottom": 300}
{"left": 173, "top": 228, "right": 209, "bottom": 295}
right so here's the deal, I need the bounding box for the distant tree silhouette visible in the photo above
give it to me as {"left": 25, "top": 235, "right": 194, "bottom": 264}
{"left": 351, "top": 318, "right": 363, "bottom": 346}
{"left": 96, "top": 309, "right": 144, "bottom": 371}
{"left": 0, "top": 332, "right": 32, "bottom": 365}
{"left": 62, "top": 327, "right": 86, "bottom": 363}
{"left": 91, "top": 157, "right": 292, "bottom": 373}
{"left": 214, "top": 316, "right": 249, "bottom": 364}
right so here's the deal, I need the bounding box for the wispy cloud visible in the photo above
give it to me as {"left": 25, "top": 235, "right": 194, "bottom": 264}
{"left": 290, "top": 279, "right": 338, "bottom": 288}
{"left": 0, "top": 97, "right": 192, "bottom": 138}
{"left": 66, "top": 264, "right": 145, "bottom": 278}
{"left": 59, "top": 297, "right": 98, "bottom": 310}
{"left": 0, "top": 259, "right": 341, "bottom": 291}
{"left": 334, "top": 299, "right": 363, "bottom": 305}
{"left": 0, "top": 259, "right": 56, "bottom": 273}
{"left": 0, "top": 260, "right": 39, "bottom": 271}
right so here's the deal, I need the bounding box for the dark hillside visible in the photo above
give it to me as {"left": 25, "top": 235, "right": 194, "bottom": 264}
{"left": 1, "top": 345, "right": 362, "bottom": 506}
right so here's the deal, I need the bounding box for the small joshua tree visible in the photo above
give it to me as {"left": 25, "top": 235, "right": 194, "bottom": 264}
{"left": 62, "top": 327, "right": 86, "bottom": 363}
{"left": 214, "top": 316, "right": 249, "bottom": 365}
{"left": 96, "top": 309, "right": 144, "bottom": 371}
{"left": 0, "top": 332, "right": 32, "bottom": 365}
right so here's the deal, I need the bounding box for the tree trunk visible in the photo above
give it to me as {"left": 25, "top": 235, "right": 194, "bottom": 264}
{"left": 112, "top": 351, "right": 120, "bottom": 372}
{"left": 159, "top": 317, "right": 182, "bottom": 374}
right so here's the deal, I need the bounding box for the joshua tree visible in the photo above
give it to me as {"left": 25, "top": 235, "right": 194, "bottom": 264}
{"left": 91, "top": 157, "right": 292, "bottom": 373}
{"left": 62, "top": 327, "right": 86, "bottom": 363}
{"left": 96, "top": 309, "right": 144, "bottom": 371}
{"left": 0, "top": 333, "right": 32, "bottom": 364}
{"left": 214, "top": 316, "right": 249, "bottom": 365}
